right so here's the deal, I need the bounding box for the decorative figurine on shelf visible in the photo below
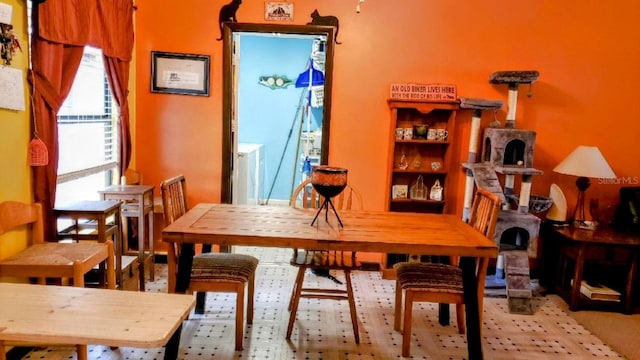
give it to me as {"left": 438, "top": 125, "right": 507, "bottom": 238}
{"left": 429, "top": 179, "right": 443, "bottom": 201}
{"left": 0, "top": 24, "right": 21, "bottom": 65}
{"left": 310, "top": 166, "right": 348, "bottom": 227}
{"left": 308, "top": 9, "right": 341, "bottom": 44}
{"left": 409, "top": 175, "right": 427, "bottom": 200}
{"left": 216, "top": 0, "right": 242, "bottom": 41}
{"left": 412, "top": 153, "right": 422, "bottom": 169}
{"left": 398, "top": 152, "right": 409, "bottom": 170}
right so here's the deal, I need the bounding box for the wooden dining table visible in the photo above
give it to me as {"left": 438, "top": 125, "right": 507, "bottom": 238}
{"left": 0, "top": 282, "right": 195, "bottom": 360}
{"left": 162, "top": 203, "right": 498, "bottom": 360}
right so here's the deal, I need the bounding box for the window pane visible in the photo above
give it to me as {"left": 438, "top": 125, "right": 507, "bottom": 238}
{"left": 55, "top": 46, "right": 119, "bottom": 206}
{"left": 55, "top": 172, "right": 112, "bottom": 204}
{"left": 58, "top": 120, "right": 114, "bottom": 173}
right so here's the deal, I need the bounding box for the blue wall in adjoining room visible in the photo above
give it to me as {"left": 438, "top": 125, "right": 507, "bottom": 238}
{"left": 238, "top": 34, "right": 318, "bottom": 203}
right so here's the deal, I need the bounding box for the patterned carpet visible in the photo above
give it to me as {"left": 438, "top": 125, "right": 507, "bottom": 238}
{"left": 23, "top": 247, "right": 625, "bottom": 359}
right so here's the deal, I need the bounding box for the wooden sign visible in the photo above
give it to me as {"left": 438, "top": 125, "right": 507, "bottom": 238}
{"left": 390, "top": 83, "right": 457, "bottom": 101}
{"left": 265, "top": 2, "right": 294, "bottom": 21}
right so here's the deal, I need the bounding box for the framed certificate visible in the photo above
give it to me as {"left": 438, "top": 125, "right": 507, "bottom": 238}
{"left": 151, "top": 51, "right": 210, "bottom": 96}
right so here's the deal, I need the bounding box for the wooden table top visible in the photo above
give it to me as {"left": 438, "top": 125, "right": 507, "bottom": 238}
{"left": 552, "top": 224, "right": 640, "bottom": 247}
{"left": 99, "top": 184, "right": 154, "bottom": 196}
{"left": 53, "top": 200, "right": 122, "bottom": 214}
{"left": 162, "top": 204, "right": 498, "bottom": 258}
{"left": 0, "top": 283, "right": 194, "bottom": 348}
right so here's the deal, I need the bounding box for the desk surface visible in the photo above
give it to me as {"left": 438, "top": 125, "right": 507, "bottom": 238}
{"left": 0, "top": 283, "right": 194, "bottom": 348}
{"left": 162, "top": 203, "right": 498, "bottom": 258}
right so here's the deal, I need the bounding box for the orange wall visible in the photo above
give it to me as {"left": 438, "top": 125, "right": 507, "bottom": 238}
{"left": 135, "top": 1, "right": 640, "bottom": 220}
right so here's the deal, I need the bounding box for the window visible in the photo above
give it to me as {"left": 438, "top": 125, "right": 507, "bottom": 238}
{"left": 54, "top": 46, "right": 120, "bottom": 205}
{"left": 25, "top": 2, "right": 119, "bottom": 205}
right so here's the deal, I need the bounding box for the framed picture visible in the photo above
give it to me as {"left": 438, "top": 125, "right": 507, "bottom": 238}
{"left": 151, "top": 51, "right": 210, "bottom": 96}
{"left": 392, "top": 185, "right": 408, "bottom": 200}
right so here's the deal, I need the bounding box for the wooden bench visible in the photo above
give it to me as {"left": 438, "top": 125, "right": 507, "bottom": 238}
{"left": 0, "top": 283, "right": 195, "bottom": 360}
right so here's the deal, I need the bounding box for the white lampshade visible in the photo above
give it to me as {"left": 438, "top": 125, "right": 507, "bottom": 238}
{"left": 553, "top": 146, "right": 616, "bottom": 179}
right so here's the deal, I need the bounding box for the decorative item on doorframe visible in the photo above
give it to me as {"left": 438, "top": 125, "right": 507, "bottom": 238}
{"left": 307, "top": 9, "right": 341, "bottom": 44}
{"left": 265, "top": 2, "right": 294, "bottom": 21}
{"left": 151, "top": 51, "right": 210, "bottom": 96}
{"left": 216, "top": 0, "right": 242, "bottom": 41}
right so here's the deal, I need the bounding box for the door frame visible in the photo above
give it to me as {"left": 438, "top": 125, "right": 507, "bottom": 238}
{"left": 221, "top": 23, "right": 336, "bottom": 204}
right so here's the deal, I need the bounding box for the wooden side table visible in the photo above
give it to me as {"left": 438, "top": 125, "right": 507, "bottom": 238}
{"left": 545, "top": 224, "right": 640, "bottom": 314}
{"left": 99, "top": 185, "right": 155, "bottom": 291}
{"left": 53, "top": 200, "right": 123, "bottom": 288}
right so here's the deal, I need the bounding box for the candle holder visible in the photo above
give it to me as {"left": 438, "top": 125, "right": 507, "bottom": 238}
{"left": 310, "top": 166, "right": 348, "bottom": 227}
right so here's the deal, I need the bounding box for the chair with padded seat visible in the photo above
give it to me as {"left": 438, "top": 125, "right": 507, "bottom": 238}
{"left": 286, "top": 178, "right": 363, "bottom": 343}
{"left": 160, "top": 174, "right": 258, "bottom": 351}
{"left": 393, "top": 188, "right": 501, "bottom": 357}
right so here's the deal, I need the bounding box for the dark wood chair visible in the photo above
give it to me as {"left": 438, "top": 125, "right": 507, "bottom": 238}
{"left": 160, "top": 174, "right": 259, "bottom": 351}
{"left": 393, "top": 188, "right": 501, "bottom": 357}
{"left": 286, "top": 178, "right": 364, "bottom": 343}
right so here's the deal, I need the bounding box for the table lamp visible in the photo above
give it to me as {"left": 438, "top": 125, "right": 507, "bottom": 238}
{"left": 553, "top": 145, "right": 616, "bottom": 229}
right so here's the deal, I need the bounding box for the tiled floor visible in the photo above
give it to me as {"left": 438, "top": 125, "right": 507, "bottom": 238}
{"left": 22, "top": 247, "right": 624, "bottom": 359}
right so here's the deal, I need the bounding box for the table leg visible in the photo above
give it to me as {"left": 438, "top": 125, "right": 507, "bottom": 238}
{"left": 624, "top": 250, "right": 638, "bottom": 314}
{"left": 176, "top": 244, "right": 195, "bottom": 293}
{"left": 438, "top": 304, "right": 450, "bottom": 326}
{"left": 138, "top": 211, "right": 146, "bottom": 291}
{"left": 569, "top": 244, "right": 586, "bottom": 311}
{"left": 438, "top": 256, "right": 451, "bottom": 326}
{"left": 76, "top": 344, "right": 87, "bottom": 360}
{"left": 163, "top": 323, "right": 183, "bottom": 360}
{"left": 460, "top": 256, "right": 483, "bottom": 360}
{"left": 195, "top": 292, "right": 207, "bottom": 314}
{"left": 148, "top": 211, "right": 155, "bottom": 281}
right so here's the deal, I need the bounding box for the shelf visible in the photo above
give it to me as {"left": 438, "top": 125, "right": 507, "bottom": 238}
{"left": 390, "top": 199, "right": 445, "bottom": 204}
{"left": 392, "top": 169, "right": 448, "bottom": 174}
{"left": 395, "top": 139, "right": 450, "bottom": 145}
{"left": 384, "top": 99, "right": 459, "bottom": 272}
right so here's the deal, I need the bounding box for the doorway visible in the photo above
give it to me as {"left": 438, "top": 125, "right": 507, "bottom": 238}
{"left": 222, "top": 23, "right": 336, "bottom": 205}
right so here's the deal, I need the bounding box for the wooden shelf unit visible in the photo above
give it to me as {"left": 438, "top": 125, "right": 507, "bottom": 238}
{"left": 382, "top": 99, "right": 460, "bottom": 278}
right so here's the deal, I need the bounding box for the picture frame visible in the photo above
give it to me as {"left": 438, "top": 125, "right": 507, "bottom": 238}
{"left": 151, "top": 51, "right": 210, "bottom": 96}
{"left": 392, "top": 185, "right": 408, "bottom": 200}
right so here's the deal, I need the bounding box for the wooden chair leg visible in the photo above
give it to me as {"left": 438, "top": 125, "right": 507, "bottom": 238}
{"left": 247, "top": 274, "right": 255, "bottom": 325}
{"left": 394, "top": 280, "right": 403, "bottom": 332}
{"left": 0, "top": 340, "right": 6, "bottom": 360}
{"left": 402, "top": 290, "right": 414, "bottom": 358}
{"left": 288, "top": 266, "right": 305, "bottom": 311}
{"left": 235, "top": 283, "right": 245, "bottom": 351}
{"left": 76, "top": 344, "right": 88, "bottom": 360}
{"left": 286, "top": 266, "right": 306, "bottom": 340}
{"left": 455, "top": 303, "right": 466, "bottom": 334}
{"left": 344, "top": 270, "right": 360, "bottom": 344}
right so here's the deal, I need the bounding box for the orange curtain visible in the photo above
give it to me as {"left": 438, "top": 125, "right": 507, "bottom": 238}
{"left": 30, "top": 0, "right": 134, "bottom": 239}
{"left": 104, "top": 56, "right": 132, "bottom": 175}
